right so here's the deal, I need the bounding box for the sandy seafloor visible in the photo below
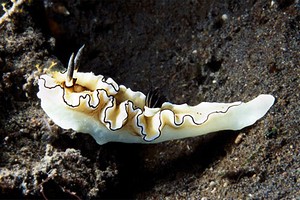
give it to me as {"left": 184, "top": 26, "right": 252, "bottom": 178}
{"left": 0, "top": 0, "right": 299, "bottom": 199}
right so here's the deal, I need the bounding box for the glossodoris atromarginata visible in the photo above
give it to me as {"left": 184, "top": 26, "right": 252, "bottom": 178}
{"left": 37, "top": 46, "right": 275, "bottom": 145}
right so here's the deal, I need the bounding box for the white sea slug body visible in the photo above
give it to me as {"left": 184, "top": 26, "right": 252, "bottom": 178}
{"left": 37, "top": 46, "right": 275, "bottom": 145}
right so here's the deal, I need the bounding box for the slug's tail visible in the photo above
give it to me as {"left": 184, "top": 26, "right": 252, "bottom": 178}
{"left": 232, "top": 94, "right": 275, "bottom": 129}
{"left": 155, "top": 94, "right": 275, "bottom": 143}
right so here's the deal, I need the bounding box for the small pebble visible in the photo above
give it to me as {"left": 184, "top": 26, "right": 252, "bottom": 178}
{"left": 235, "top": 133, "right": 246, "bottom": 144}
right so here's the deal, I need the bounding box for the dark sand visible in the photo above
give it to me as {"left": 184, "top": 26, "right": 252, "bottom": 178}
{"left": 0, "top": 0, "right": 299, "bottom": 199}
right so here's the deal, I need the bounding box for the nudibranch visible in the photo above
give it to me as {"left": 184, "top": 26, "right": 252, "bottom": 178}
{"left": 37, "top": 46, "right": 275, "bottom": 145}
